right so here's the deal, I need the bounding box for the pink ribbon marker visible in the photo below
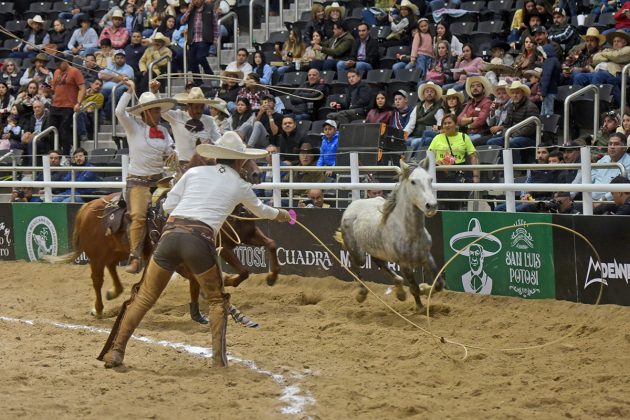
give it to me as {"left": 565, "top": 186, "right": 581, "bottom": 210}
{"left": 288, "top": 209, "right": 297, "bottom": 225}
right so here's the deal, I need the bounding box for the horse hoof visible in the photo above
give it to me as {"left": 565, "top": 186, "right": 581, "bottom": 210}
{"left": 419, "top": 283, "right": 433, "bottom": 296}
{"left": 396, "top": 288, "right": 407, "bottom": 301}
{"left": 356, "top": 289, "right": 368, "bottom": 303}
{"left": 91, "top": 308, "right": 103, "bottom": 318}
{"left": 266, "top": 274, "right": 277, "bottom": 286}
{"left": 106, "top": 288, "right": 122, "bottom": 300}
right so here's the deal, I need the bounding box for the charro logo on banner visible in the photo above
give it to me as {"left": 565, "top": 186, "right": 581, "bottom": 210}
{"left": 25, "top": 216, "right": 58, "bottom": 261}
{"left": 442, "top": 213, "right": 556, "bottom": 299}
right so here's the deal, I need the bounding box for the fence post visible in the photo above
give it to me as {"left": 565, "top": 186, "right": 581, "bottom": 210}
{"left": 43, "top": 154, "right": 52, "bottom": 203}
{"left": 581, "top": 146, "right": 593, "bottom": 216}
{"left": 350, "top": 152, "right": 360, "bottom": 201}
{"left": 503, "top": 149, "right": 516, "bottom": 212}
{"left": 272, "top": 152, "right": 281, "bottom": 207}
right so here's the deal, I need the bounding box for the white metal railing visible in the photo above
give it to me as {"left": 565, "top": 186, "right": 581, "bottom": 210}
{"left": 183, "top": 38, "right": 188, "bottom": 85}
{"left": 218, "top": 11, "right": 238, "bottom": 66}
{"left": 72, "top": 101, "right": 98, "bottom": 152}
{"left": 620, "top": 63, "right": 630, "bottom": 114}
{"left": 563, "top": 85, "right": 600, "bottom": 145}
{"left": 503, "top": 115, "right": 541, "bottom": 149}
{"left": 148, "top": 55, "right": 172, "bottom": 97}
{"left": 32, "top": 126, "right": 60, "bottom": 179}
{"left": 249, "top": 0, "right": 270, "bottom": 48}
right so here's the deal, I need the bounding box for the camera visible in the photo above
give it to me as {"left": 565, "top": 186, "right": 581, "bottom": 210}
{"left": 301, "top": 199, "right": 314, "bottom": 208}
{"left": 16, "top": 189, "right": 25, "bottom": 199}
{"left": 537, "top": 199, "right": 559, "bottom": 213}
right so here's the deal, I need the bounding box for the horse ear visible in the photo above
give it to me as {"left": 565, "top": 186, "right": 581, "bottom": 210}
{"left": 399, "top": 159, "right": 413, "bottom": 179}
{"left": 419, "top": 158, "right": 429, "bottom": 171}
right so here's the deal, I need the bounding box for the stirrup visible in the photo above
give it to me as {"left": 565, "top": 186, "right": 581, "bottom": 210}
{"left": 125, "top": 257, "right": 143, "bottom": 274}
{"left": 228, "top": 304, "right": 259, "bottom": 328}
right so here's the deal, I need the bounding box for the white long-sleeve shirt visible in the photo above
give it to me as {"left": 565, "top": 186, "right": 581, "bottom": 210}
{"left": 161, "top": 109, "right": 221, "bottom": 161}
{"left": 116, "top": 92, "right": 174, "bottom": 176}
{"left": 164, "top": 164, "right": 279, "bottom": 234}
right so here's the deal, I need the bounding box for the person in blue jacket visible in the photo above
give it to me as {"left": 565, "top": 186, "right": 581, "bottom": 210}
{"left": 53, "top": 147, "right": 99, "bottom": 202}
{"left": 317, "top": 119, "right": 339, "bottom": 177}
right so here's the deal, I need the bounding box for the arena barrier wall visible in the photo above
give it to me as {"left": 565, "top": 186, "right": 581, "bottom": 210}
{"left": 1, "top": 204, "right": 629, "bottom": 306}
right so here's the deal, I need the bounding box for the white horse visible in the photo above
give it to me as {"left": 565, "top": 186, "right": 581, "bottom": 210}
{"left": 336, "top": 159, "right": 444, "bottom": 310}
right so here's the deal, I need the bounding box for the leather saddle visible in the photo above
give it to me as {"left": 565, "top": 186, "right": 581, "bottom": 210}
{"left": 102, "top": 193, "right": 129, "bottom": 237}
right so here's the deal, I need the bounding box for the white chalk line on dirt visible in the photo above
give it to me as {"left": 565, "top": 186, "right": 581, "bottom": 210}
{"left": 0, "top": 316, "right": 316, "bottom": 416}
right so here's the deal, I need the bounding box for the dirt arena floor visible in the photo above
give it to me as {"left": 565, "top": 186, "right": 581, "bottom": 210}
{"left": 0, "top": 261, "right": 629, "bottom": 419}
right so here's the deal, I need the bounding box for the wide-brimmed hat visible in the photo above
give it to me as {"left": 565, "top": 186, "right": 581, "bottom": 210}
{"left": 196, "top": 131, "right": 268, "bottom": 159}
{"left": 298, "top": 142, "right": 319, "bottom": 154}
{"left": 127, "top": 92, "right": 177, "bottom": 116}
{"left": 581, "top": 27, "right": 606, "bottom": 46}
{"left": 493, "top": 79, "right": 509, "bottom": 95}
{"left": 523, "top": 67, "right": 542, "bottom": 78}
{"left": 399, "top": 0, "right": 419, "bottom": 15}
{"left": 324, "top": 2, "right": 346, "bottom": 17}
{"left": 28, "top": 15, "right": 45, "bottom": 27}
{"left": 112, "top": 9, "right": 124, "bottom": 19}
{"left": 418, "top": 81, "right": 442, "bottom": 101}
{"left": 443, "top": 88, "right": 464, "bottom": 103}
{"left": 508, "top": 80, "right": 531, "bottom": 97}
{"left": 209, "top": 98, "right": 230, "bottom": 117}
{"left": 174, "top": 87, "right": 219, "bottom": 105}
{"left": 465, "top": 75, "right": 493, "bottom": 98}
{"left": 449, "top": 218, "right": 502, "bottom": 257}
{"left": 152, "top": 32, "right": 171, "bottom": 46}
{"left": 33, "top": 53, "right": 49, "bottom": 63}
{"left": 221, "top": 69, "right": 244, "bottom": 80}
{"left": 482, "top": 58, "right": 516, "bottom": 75}
{"left": 606, "top": 30, "right": 630, "bottom": 47}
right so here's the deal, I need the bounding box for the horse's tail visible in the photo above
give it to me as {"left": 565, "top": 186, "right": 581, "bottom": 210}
{"left": 333, "top": 229, "right": 345, "bottom": 248}
{"left": 43, "top": 201, "right": 87, "bottom": 264}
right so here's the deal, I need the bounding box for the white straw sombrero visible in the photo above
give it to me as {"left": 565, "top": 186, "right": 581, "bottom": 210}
{"left": 174, "top": 87, "right": 220, "bottom": 105}
{"left": 196, "top": 132, "right": 268, "bottom": 159}
{"left": 127, "top": 92, "right": 177, "bottom": 116}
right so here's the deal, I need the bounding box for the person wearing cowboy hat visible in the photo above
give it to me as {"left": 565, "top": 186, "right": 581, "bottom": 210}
{"left": 180, "top": 0, "right": 217, "bottom": 87}
{"left": 404, "top": 82, "right": 443, "bottom": 153}
{"left": 310, "top": 20, "right": 354, "bottom": 71}
{"left": 482, "top": 80, "right": 512, "bottom": 145}
{"left": 19, "top": 53, "right": 53, "bottom": 88}
{"left": 486, "top": 80, "right": 540, "bottom": 163}
{"left": 67, "top": 15, "right": 99, "bottom": 56}
{"left": 573, "top": 30, "right": 630, "bottom": 107}
{"left": 116, "top": 79, "right": 177, "bottom": 274}
{"left": 561, "top": 27, "right": 605, "bottom": 83}
{"left": 457, "top": 75, "right": 493, "bottom": 143}
{"left": 98, "top": 8, "right": 129, "bottom": 49}
{"left": 99, "top": 132, "right": 291, "bottom": 370}
{"left": 9, "top": 15, "right": 50, "bottom": 59}
{"left": 208, "top": 98, "right": 231, "bottom": 134}
{"left": 322, "top": 2, "right": 346, "bottom": 39}
{"left": 149, "top": 80, "right": 221, "bottom": 167}
{"left": 138, "top": 32, "right": 173, "bottom": 92}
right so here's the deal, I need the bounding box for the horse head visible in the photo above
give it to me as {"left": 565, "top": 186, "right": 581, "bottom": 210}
{"left": 240, "top": 159, "right": 262, "bottom": 184}
{"left": 400, "top": 159, "right": 438, "bottom": 217}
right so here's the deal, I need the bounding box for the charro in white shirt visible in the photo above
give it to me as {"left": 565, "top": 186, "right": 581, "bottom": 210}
{"left": 164, "top": 164, "right": 279, "bottom": 234}
{"left": 161, "top": 109, "right": 221, "bottom": 161}
{"left": 115, "top": 91, "right": 174, "bottom": 176}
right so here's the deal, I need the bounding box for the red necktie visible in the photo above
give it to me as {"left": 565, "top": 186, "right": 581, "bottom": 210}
{"left": 149, "top": 127, "right": 165, "bottom": 139}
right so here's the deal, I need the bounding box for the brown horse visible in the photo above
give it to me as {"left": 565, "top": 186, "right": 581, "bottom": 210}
{"left": 46, "top": 159, "right": 280, "bottom": 319}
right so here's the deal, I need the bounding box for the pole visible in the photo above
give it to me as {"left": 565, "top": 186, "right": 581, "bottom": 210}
{"left": 503, "top": 149, "right": 516, "bottom": 212}
{"left": 581, "top": 146, "right": 593, "bottom": 216}
{"left": 350, "top": 152, "right": 360, "bottom": 201}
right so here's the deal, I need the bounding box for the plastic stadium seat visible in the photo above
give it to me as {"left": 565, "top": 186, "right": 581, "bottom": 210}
{"left": 89, "top": 148, "right": 117, "bottom": 166}
{"left": 365, "top": 69, "right": 393, "bottom": 87}
{"left": 278, "top": 71, "right": 307, "bottom": 87}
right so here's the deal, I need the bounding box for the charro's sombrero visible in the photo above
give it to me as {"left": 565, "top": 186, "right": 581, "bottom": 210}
{"left": 443, "top": 88, "right": 464, "bottom": 103}
{"left": 482, "top": 57, "right": 517, "bottom": 75}
{"left": 209, "top": 98, "right": 230, "bottom": 116}
{"left": 196, "top": 131, "right": 268, "bottom": 159}
{"left": 127, "top": 91, "right": 177, "bottom": 116}
{"left": 152, "top": 32, "right": 171, "bottom": 46}
{"left": 523, "top": 67, "right": 542, "bottom": 78}
{"left": 465, "top": 75, "right": 493, "bottom": 98}
{"left": 174, "top": 87, "right": 220, "bottom": 105}
{"left": 581, "top": 27, "right": 606, "bottom": 46}
{"left": 33, "top": 53, "right": 49, "bottom": 63}
{"left": 507, "top": 79, "right": 531, "bottom": 97}
{"left": 28, "top": 15, "right": 45, "bottom": 27}
{"left": 324, "top": 2, "right": 346, "bottom": 17}
{"left": 418, "top": 81, "right": 442, "bottom": 101}
{"left": 605, "top": 30, "right": 630, "bottom": 47}
{"left": 449, "top": 218, "right": 502, "bottom": 257}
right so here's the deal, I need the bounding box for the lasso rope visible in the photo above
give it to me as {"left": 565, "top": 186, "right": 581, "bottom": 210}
{"left": 229, "top": 213, "right": 604, "bottom": 362}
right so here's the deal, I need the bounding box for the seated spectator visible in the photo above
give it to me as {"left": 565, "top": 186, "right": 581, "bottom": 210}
{"left": 67, "top": 16, "right": 100, "bottom": 56}
{"left": 609, "top": 176, "right": 630, "bottom": 214}
{"left": 317, "top": 120, "right": 339, "bottom": 177}
{"left": 381, "top": 0, "right": 417, "bottom": 49}
{"left": 612, "top": 2, "right": 630, "bottom": 34}
{"left": 100, "top": 9, "right": 130, "bottom": 49}
{"left": 532, "top": 25, "right": 564, "bottom": 63}
{"left": 81, "top": 54, "right": 102, "bottom": 87}
{"left": 428, "top": 113, "right": 480, "bottom": 210}
{"left": 514, "top": 35, "right": 543, "bottom": 75}
{"left": 336, "top": 22, "right": 379, "bottom": 81}
{"left": 19, "top": 54, "right": 52, "bottom": 88}
{"left": 14, "top": 81, "right": 40, "bottom": 121}
{"left": 36, "top": 150, "right": 66, "bottom": 194}
{"left": 322, "top": 2, "right": 346, "bottom": 40}
{"left": 290, "top": 68, "right": 327, "bottom": 121}
{"left": 217, "top": 70, "right": 242, "bottom": 111}
{"left": 419, "top": 88, "right": 465, "bottom": 149}
{"left": 327, "top": 68, "right": 372, "bottom": 124}
{"left": 508, "top": 0, "right": 536, "bottom": 47}
{"left": 302, "top": 31, "right": 326, "bottom": 65}
{"left": 252, "top": 52, "right": 273, "bottom": 86}
{"left": 542, "top": 192, "right": 580, "bottom": 214}
{"left": 482, "top": 40, "right": 514, "bottom": 85}
{"left": 11, "top": 185, "right": 42, "bottom": 203}
{"left": 19, "top": 100, "right": 51, "bottom": 164}
{"left": 124, "top": 31, "right": 146, "bottom": 76}
{"left": 534, "top": 0, "right": 553, "bottom": 25}
{"left": 424, "top": 40, "right": 455, "bottom": 87}
{"left": 445, "top": 44, "right": 484, "bottom": 91}
{"left": 562, "top": 27, "right": 605, "bottom": 84}
{"left": 366, "top": 91, "right": 393, "bottom": 125}
{"left": 49, "top": 19, "right": 73, "bottom": 53}
{"left": 588, "top": 110, "right": 620, "bottom": 161}
{"left": 95, "top": 38, "right": 116, "bottom": 69}
{"left": 435, "top": 21, "right": 463, "bottom": 57}
{"left": 275, "top": 28, "right": 306, "bottom": 78}
{"left": 239, "top": 94, "right": 282, "bottom": 149}
{"left": 524, "top": 67, "right": 542, "bottom": 108}
{"left": 138, "top": 32, "right": 172, "bottom": 92}
{"left": 77, "top": 79, "right": 104, "bottom": 142}
{"left": 224, "top": 49, "right": 253, "bottom": 81}
{"left": 404, "top": 82, "right": 444, "bottom": 152}
{"left": 548, "top": 8, "right": 579, "bottom": 51}
{"left": 299, "top": 188, "right": 331, "bottom": 208}
{"left": 36, "top": 82, "right": 52, "bottom": 109}
{"left": 209, "top": 99, "right": 230, "bottom": 134}
{"left": 479, "top": 80, "right": 511, "bottom": 146}
{"left": 99, "top": 49, "right": 135, "bottom": 113}
{"left": 53, "top": 148, "right": 99, "bottom": 203}
{"left": 518, "top": 12, "right": 544, "bottom": 48}
{"left": 228, "top": 97, "right": 255, "bottom": 133}
{"left": 304, "top": 4, "right": 326, "bottom": 45}
{"left": 285, "top": 143, "right": 326, "bottom": 197}
{"left": 2, "top": 59, "right": 21, "bottom": 96}
{"left": 310, "top": 21, "right": 354, "bottom": 71}
{"left": 1, "top": 114, "right": 21, "bottom": 149}
{"left": 487, "top": 81, "right": 540, "bottom": 163}
{"left": 0, "top": 81, "right": 15, "bottom": 125}
{"left": 578, "top": 133, "right": 630, "bottom": 202}
{"left": 10, "top": 15, "right": 50, "bottom": 59}
{"left": 237, "top": 73, "right": 269, "bottom": 111}
{"left": 271, "top": 115, "right": 305, "bottom": 163}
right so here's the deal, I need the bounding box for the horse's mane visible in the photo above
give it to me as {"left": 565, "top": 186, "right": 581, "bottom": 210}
{"left": 380, "top": 185, "right": 400, "bottom": 225}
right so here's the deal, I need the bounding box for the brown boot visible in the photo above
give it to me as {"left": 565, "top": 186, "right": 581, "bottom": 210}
{"left": 208, "top": 295, "right": 230, "bottom": 367}
{"left": 125, "top": 256, "right": 143, "bottom": 274}
{"left": 101, "top": 259, "right": 173, "bottom": 368}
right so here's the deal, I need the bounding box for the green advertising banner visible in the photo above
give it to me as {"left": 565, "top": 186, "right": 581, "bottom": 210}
{"left": 441, "top": 212, "right": 555, "bottom": 299}
{"left": 12, "top": 203, "right": 69, "bottom": 262}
